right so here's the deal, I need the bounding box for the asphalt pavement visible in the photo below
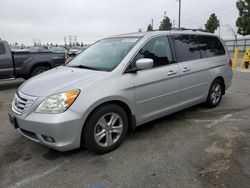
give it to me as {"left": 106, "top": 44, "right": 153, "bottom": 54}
{"left": 0, "top": 71, "right": 250, "bottom": 188}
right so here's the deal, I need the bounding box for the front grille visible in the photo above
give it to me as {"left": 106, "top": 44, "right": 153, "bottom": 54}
{"left": 12, "top": 91, "right": 37, "bottom": 115}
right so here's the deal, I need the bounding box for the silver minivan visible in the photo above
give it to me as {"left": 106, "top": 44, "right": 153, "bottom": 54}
{"left": 9, "top": 30, "right": 233, "bottom": 153}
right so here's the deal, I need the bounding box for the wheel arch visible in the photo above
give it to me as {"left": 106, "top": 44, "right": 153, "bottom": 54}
{"left": 23, "top": 61, "right": 52, "bottom": 77}
{"left": 214, "top": 76, "right": 225, "bottom": 95}
{"left": 80, "top": 99, "right": 136, "bottom": 147}
{"left": 30, "top": 62, "right": 51, "bottom": 73}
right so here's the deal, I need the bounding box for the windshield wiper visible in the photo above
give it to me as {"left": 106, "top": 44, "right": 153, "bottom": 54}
{"left": 68, "top": 65, "right": 101, "bottom": 71}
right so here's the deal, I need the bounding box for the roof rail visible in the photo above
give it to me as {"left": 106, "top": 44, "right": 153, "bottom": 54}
{"left": 175, "top": 27, "right": 207, "bottom": 32}
{"left": 152, "top": 27, "right": 207, "bottom": 32}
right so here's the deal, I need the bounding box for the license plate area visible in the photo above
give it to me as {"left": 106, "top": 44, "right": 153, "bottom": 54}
{"left": 8, "top": 112, "right": 18, "bottom": 129}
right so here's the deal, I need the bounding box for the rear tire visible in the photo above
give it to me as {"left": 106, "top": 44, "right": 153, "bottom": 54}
{"left": 30, "top": 66, "right": 50, "bottom": 77}
{"left": 83, "top": 104, "right": 128, "bottom": 154}
{"left": 205, "top": 79, "right": 223, "bottom": 108}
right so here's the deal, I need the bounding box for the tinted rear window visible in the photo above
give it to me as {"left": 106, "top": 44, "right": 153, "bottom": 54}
{"left": 197, "top": 36, "right": 225, "bottom": 58}
{"left": 0, "top": 43, "right": 6, "bottom": 55}
{"left": 172, "top": 35, "right": 201, "bottom": 62}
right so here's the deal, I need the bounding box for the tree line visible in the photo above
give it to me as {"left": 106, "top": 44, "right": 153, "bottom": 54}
{"left": 146, "top": 0, "right": 250, "bottom": 36}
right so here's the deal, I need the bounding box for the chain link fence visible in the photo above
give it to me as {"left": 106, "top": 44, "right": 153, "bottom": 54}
{"left": 224, "top": 37, "right": 250, "bottom": 52}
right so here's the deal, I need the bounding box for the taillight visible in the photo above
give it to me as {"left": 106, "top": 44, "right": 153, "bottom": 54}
{"left": 64, "top": 55, "right": 68, "bottom": 64}
{"left": 229, "top": 59, "right": 232, "bottom": 68}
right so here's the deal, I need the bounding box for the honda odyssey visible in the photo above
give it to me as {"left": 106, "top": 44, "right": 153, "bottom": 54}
{"left": 9, "top": 30, "right": 233, "bottom": 154}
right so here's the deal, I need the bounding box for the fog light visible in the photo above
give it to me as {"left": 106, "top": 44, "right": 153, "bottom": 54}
{"left": 42, "top": 135, "right": 55, "bottom": 143}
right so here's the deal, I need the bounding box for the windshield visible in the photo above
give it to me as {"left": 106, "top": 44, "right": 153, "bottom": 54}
{"left": 66, "top": 37, "right": 140, "bottom": 71}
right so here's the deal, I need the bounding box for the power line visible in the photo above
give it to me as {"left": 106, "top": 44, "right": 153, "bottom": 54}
{"left": 183, "top": 6, "right": 238, "bottom": 26}
{"left": 182, "top": 2, "right": 236, "bottom": 23}
{"left": 141, "top": 0, "right": 178, "bottom": 30}
{"left": 141, "top": 0, "right": 237, "bottom": 32}
{"left": 216, "top": 5, "right": 237, "bottom": 14}
{"left": 166, "top": 0, "right": 177, "bottom": 10}
{"left": 183, "top": 15, "right": 238, "bottom": 32}
{"left": 184, "top": 10, "right": 238, "bottom": 26}
{"left": 183, "top": 8, "right": 236, "bottom": 24}
{"left": 153, "top": 0, "right": 176, "bottom": 18}
{"left": 167, "top": 1, "right": 178, "bottom": 14}
{"left": 219, "top": 14, "right": 239, "bottom": 23}
{"left": 166, "top": 1, "right": 178, "bottom": 15}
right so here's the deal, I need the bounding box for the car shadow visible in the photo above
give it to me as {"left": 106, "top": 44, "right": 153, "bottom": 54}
{"left": 42, "top": 104, "right": 212, "bottom": 157}
{"left": 0, "top": 103, "right": 223, "bottom": 164}
{"left": 42, "top": 148, "right": 83, "bottom": 161}
{"left": 133, "top": 104, "right": 204, "bottom": 133}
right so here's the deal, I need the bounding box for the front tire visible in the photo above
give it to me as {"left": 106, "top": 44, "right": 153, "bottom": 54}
{"left": 205, "top": 79, "right": 223, "bottom": 108}
{"left": 83, "top": 104, "right": 128, "bottom": 154}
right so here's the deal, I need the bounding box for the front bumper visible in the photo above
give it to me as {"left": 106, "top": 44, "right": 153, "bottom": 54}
{"left": 10, "top": 109, "right": 83, "bottom": 152}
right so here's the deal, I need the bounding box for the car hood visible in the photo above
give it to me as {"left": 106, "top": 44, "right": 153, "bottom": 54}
{"left": 19, "top": 66, "right": 108, "bottom": 97}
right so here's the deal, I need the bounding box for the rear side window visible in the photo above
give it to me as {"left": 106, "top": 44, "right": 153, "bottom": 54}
{"left": 172, "top": 35, "right": 200, "bottom": 62}
{"left": 0, "top": 43, "right": 6, "bottom": 55}
{"left": 197, "top": 36, "right": 225, "bottom": 58}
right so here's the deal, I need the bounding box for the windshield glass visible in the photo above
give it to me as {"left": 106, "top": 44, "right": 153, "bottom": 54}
{"left": 66, "top": 37, "right": 140, "bottom": 71}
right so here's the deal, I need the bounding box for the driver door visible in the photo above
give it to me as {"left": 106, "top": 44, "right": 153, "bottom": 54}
{"left": 131, "top": 36, "right": 180, "bottom": 124}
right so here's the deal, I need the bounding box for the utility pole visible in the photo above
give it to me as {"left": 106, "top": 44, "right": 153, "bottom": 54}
{"left": 68, "top": 35, "right": 72, "bottom": 47}
{"left": 178, "top": 0, "right": 181, "bottom": 28}
{"left": 64, "top": 36, "right": 67, "bottom": 47}
{"left": 173, "top": 19, "right": 176, "bottom": 28}
{"left": 151, "top": 18, "right": 154, "bottom": 30}
{"left": 219, "top": 25, "right": 221, "bottom": 37}
{"left": 74, "top": 36, "right": 77, "bottom": 46}
{"left": 230, "top": 27, "right": 238, "bottom": 48}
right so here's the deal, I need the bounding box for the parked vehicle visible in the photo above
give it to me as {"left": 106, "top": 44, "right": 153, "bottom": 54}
{"left": 68, "top": 46, "right": 87, "bottom": 57}
{"left": 10, "top": 45, "right": 27, "bottom": 51}
{"left": 29, "top": 46, "right": 50, "bottom": 53}
{"left": 0, "top": 40, "right": 67, "bottom": 79}
{"left": 48, "top": 46, "right": 68, "bottom": 54}
{"left": 9, "top": 30, "right": 233, "bottom": 154}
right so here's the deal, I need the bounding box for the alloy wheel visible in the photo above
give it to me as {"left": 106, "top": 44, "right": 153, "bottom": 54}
{"left": 94, "top": 112, "right": 123, "bottom": 147}
{"left": 210, "top": 83, "right": 222, "bottom": 105}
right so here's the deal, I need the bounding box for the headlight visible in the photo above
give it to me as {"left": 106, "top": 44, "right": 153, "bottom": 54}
{"left": 36, "top": 89, "right": 80, "bottom": 113}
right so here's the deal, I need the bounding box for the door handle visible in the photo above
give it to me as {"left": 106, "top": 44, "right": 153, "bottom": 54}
{"left": 183, "top": 67, "right": 191, "bottom": 72}
{"left": 168, "top": 70, "right": 177, "bottom": 76}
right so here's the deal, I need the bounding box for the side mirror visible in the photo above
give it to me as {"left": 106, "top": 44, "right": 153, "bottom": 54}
{"left": 136, "top": 58, "right": 154, "bottom": 70}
